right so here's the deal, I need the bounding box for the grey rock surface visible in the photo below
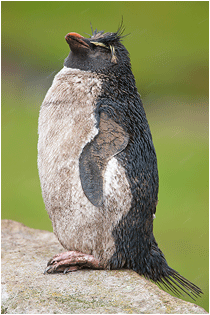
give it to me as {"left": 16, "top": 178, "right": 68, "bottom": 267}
{"left": 1, "top": 219, "right": 207, "bottom": 314}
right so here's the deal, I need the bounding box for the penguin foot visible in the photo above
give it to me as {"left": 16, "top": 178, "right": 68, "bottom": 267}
{"left": 44, "top": 251, "right": 103, "bottom": 274}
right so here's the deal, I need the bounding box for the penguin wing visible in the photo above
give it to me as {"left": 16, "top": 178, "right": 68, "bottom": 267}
{"left": 79, "top": 112, "right": 129, "bottom": 207}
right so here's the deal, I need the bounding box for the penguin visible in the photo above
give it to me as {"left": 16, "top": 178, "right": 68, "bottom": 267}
{"left": 38, "top": 24, "right": 203, "bottom": 300}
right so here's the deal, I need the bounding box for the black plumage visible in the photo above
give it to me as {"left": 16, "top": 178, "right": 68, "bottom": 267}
{"left": 91, "top": 26, "right": 202, "bottom": 300}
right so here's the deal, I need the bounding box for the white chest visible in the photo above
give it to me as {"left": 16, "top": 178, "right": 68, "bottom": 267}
{"left": 38, "top": 67, "right": 102, "bottom": 212}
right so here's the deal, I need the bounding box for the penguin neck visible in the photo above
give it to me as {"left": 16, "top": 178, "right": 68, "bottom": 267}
{"left": 64, "top": 52, "right": 114, "bottom": 72}
{"left": 97, "top": 65, "right": 138, "bottom": 104}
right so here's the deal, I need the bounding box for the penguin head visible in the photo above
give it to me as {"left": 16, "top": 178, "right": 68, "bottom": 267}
{"left": 64, "top": 25, "right": 130, "bottom": 72}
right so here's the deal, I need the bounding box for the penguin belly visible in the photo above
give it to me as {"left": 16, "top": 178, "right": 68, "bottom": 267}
{"left": 38, "top": 67, "right": 132, "bottom": 264}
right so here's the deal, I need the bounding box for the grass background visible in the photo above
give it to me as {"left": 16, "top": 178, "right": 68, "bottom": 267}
{"left": 2, "top": 1, "right": 208, "bottom": 311}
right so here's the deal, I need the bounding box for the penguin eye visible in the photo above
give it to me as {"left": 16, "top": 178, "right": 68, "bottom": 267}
{"left": 90, "top": 41, "right": 117, "bottom": 64}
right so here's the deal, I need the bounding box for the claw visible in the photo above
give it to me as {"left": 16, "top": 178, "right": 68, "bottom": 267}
{"left": 44, "top": 265, "right": 53, "bottom": 274}
{"left": 64, "top": 266, "right": 79, "bottom": 274}
{"left": 63, "top": 267, "right": 69, "bottom": 274}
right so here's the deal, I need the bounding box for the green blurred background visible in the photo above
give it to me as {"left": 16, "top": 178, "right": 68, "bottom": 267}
{"left": 2, "top": 1, "right": 208, "bottom": 311}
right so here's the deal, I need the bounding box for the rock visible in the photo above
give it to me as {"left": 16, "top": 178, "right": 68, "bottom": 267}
{"left": 1, "top": 220, "right": 207, "bottom": 314}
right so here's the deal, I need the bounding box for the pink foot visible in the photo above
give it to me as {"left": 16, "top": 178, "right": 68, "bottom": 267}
{"left": 44, "top": 251, "right": 103, "bottom": 274}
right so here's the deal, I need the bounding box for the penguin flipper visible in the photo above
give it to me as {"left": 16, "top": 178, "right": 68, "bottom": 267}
{"left": 79, "top": 112, "right": 129, "bottom": 207}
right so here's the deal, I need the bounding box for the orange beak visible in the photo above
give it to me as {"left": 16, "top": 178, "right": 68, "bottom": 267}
{"left": 65, "top": 32, "right": 90, "bottom": 51}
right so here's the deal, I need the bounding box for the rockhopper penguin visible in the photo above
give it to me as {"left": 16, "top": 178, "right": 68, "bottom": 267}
{"left": 38, "top": 25, "right": 203, "bottom": 299}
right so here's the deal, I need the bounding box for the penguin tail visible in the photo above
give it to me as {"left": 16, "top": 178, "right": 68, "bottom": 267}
{"left": 150, "top": 244, "right": 203, "bottom": 300}
{"left": 156, "top": 267, "right": 203, "bottom": 301}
